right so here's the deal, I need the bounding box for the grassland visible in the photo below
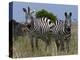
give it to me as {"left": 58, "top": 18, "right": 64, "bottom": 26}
{"left": 12, "top": 23, "right": 78, "bottom": 58}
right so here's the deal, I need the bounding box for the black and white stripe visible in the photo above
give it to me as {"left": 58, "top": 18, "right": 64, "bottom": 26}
{"left": 50, "top": 19, "right": 64, "bottom": 35}
{"left": 33, "top": 17, "right": 54, "bottom": 35}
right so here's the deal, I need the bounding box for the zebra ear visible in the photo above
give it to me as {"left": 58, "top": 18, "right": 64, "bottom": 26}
{"left": 65, "top": 12, "right": 67, "bottom": 17}
{"left": 69, "top": 12, "right": 72, "bottom": 16}
{"left": 23, "top": 8, "right": 27, "bottom": 12}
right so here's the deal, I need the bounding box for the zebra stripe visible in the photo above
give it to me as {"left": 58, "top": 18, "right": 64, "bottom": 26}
{"left": 32, "top": 17, "right": 54, "bottom": 34}
{"left": 50, "top": 19, "right": 65, "bottom": 35}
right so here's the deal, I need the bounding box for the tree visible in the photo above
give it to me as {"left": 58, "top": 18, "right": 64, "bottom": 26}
{"left": 35, "top": 9, "right": 56, "bottom": 23}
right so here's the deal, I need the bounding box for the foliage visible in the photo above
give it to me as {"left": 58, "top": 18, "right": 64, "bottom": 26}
{"left": 35, "top": 9, "right": 57, "bottom": 23}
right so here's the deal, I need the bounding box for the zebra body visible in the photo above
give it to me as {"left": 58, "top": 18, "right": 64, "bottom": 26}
{"left": 23, "top": 7, "right": 55, "bottom": 52}
{"left": 33, "top": 17, "right": 54, "bottom": 34}
{"left": 50, "top": 12, "right": 72, "bottom": 52}
{"left": 28, "top": 17, "right": 54, "bottom": 51}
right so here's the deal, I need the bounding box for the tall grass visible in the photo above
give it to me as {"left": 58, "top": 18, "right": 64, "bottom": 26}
{"left": 12, "top": 24, "right": 78, "bottom": 58}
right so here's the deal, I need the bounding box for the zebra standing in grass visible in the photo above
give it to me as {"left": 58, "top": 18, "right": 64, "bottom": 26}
{"left": 22, "top": 7, "right": 55, "bottom": 52}
{"left": 50, "top": 12, "right": 72, "bottom": 52}
{"left": 64, "top": 12, "right": 72, "bottom": 52}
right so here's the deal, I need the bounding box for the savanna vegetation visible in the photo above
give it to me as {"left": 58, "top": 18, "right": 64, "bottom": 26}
{"left": 11, "top": 9, "right": 78, "bottom": 58}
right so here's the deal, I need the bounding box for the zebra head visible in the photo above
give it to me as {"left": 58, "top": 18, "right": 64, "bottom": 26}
{"left": 23, "top": 6, "right": 35, "bottom": 29}
{"left": 64, "top": 12, "right": 72, "bottom": 33}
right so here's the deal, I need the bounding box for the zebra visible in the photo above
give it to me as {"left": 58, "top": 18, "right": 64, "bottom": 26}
{"left": 22, "top": 7, "right": 55, "bottom": 52}
{"left": 64, "top": 12, "right": 72, "bottom": 52}
{"left": 50, "top": 12, "right": 72, "bottom": 52}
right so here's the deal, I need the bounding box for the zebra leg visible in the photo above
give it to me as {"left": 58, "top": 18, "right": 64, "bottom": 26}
{"left": 66, "top": 37, "right": 70, "bottom": 53}
{"left": 56, "top": 34, "right": 62, "bottom": 52}
{"left": 46, "top": 39, "right": 52, "bottom": 56}
{"left": 35, "top": 38, "right": 38, "bottom": 50}
{"left": 30, "top": 36, "right": 34, "bottom": 52}
{"left": 45, "top": 39, "right": 48, "bottom": 51}
{"left": 60, "top": 40, "right": 65, "bottom": 51}
{"left": 55, "top": 39, "right": 60, "bottom": 52}
{"left": 65, "top": 34, "right": 71, "bottom": 53}
{"left": 60, "top": 36, "right": 65, "bottom": 51}
{"left": 45, "top": 37, "right": 49, "bottom": 50}
{"left": 31, "top": 39, "right": 34, "bottom": 52}
{"left": 49, "top": 39, "right": 52, "bottom": 56}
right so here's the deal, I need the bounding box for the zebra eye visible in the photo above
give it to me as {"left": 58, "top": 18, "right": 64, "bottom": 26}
{"left": 49, "top": 21, "right": 51, "bottom": 24}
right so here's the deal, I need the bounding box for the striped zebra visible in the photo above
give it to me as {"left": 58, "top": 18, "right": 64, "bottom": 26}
{"left": 50, "top": 12, "right": 72, "bottom": 52}
{"left": 22, "top": 7, "right": 55, "bottom": 52}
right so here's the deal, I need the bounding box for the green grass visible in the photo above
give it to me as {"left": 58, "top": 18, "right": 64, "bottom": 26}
{"left": 12, "top": 24, "right": 78, "bottom": 58}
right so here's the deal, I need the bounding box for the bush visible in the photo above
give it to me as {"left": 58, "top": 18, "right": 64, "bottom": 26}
{"left": 36, "top": 9, "right": 56, "bottom": 23}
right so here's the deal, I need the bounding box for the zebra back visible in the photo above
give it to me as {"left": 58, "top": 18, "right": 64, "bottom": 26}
{"left": 50, "top": 19, "right": 65, "bottom": 35}
{"left": 30, "top": 17, "right": 55, "bottom": 35}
